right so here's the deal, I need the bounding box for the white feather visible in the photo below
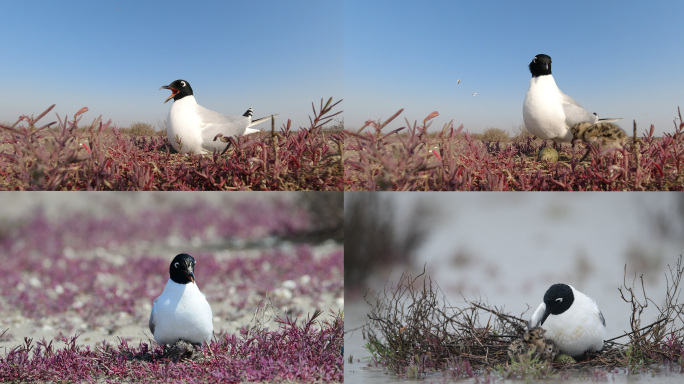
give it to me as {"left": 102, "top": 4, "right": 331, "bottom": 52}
{"left": 523, "top": 74, "right": 621, "bottom": 144}
{"left": 166, "top": 95, "right": 274, "bottom": 154}
{"left": 529, "top": 285, "right": 606, "bottom": 357}
{"left": 149, "top": 278, "right": 213, "bottom": 345}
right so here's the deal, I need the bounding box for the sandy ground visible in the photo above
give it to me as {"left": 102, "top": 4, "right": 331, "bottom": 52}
{"left": 1, "top": 243, "right": 342, "bottom": 350}
{"left": 0, "top": 192, "right": 343, "bottom": 352}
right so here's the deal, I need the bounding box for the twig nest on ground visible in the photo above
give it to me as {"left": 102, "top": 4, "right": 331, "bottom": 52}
{"left": 537, "top": 147, "right": 558, "bottom": 162}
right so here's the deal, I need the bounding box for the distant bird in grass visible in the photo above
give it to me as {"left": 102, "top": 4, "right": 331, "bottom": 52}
{"left": 523, "top": 54, "right": 621, "bottom": 146}
{"left": 529, "top": 283, "right": 606, "bottom": 358}
{"left": 149, "top": 254, "right": 213, "bottom": 346}
{"left": 572, "top": 121, "right": 628, "bottom": 148}
{"left": 571, "top": 121, "right": 628, "bottom": 161}
{"left": 160, "top": 79, "right": 276, "bottom": 155}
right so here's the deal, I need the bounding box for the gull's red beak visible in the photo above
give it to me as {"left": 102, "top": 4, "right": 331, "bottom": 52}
{"left": 160, "top": 85, "right": 179, "bottom": 104}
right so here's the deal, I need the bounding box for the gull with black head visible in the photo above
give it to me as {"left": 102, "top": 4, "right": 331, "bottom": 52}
{"left": 529, "top": 283, "right": 605, "bottom": 358}
{"left": 149, "top": 253, "right": 213, "bottom": 346}
{"left": 523, "top": 54, "right": 621, "bottom": 147}
{"left": 160, "top": 79, "right": 276, "bottom": 154}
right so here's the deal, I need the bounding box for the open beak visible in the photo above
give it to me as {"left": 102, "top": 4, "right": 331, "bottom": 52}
{"left": 160, "top": 85, "right": 179, "bottom": 104}
{"left": 184, "top": 271, "right": 195, "bottom": 283}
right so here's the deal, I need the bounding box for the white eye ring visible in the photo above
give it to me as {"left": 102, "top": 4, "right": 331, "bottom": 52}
{"left": 174, "top": 262, "right": 179, "bottom": 268}
{"left": 555, "top": 298, "right": 563, "bottom": 303}
{"left": 180, "top": 81, "right": 186, "bottom": 87}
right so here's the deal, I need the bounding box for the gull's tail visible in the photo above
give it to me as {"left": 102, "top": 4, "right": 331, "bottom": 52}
{"left": 592, "top": 112, "right": 623, "bottom": 124}
{"left": 243, "top": 114, "right": 279, "bottom": 135}
{"left": 247, "top": 114, "right": 279, "bottom": 128}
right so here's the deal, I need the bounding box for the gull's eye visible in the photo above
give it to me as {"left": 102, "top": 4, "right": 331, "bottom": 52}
{"left": 174, "top": 262, "right": 179, "bottom": 268}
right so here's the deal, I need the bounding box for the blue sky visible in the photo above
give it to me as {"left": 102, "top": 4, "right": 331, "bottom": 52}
{"left": 3, "top": 2, "right": 682, "bottom": 137}
{"left": 2, "top": 1, "right": 343, "bottom": 129}
{"left": 346, "top": 1, "right": 684, "bottom": 136}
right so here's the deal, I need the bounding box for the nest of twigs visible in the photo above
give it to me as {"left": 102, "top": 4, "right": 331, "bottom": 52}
{"left": 360, "top": 256, "right": 684, "bottom": 378}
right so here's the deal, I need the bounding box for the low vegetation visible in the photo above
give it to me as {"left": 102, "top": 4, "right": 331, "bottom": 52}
{"left": 0, "top": 310, "right": 343, "bottom": 383}
{"left": 344, "top": 108, "right": 684, "bottom": 190}
{"left": 0, "top": 98, "right": 342, "bottom": 190}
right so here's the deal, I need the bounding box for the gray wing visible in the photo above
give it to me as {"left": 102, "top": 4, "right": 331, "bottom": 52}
{"left": 561, "top": 92, "right": 599, "bottom": 127}
{"left": 598, "top": 309, "right": 606, "bottom": 326}
{"left": 149, "top": 298, "right": 157, "bottom": 335}
{"left": 196, "top": 105, "right": 250, "bottom": 153}
{"left": 247, "top": 114, "right": 279, "bottom": 128}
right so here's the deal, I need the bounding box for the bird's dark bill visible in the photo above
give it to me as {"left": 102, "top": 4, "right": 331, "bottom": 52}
{"left": 184, "top": 272, "right": 195, "bottom": 283}
{"left": 540, "top": 309, "right": 551, "bottom": 326}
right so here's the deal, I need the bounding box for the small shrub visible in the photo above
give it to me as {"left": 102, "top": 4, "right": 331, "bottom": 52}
{"left": 513, "top": 124, "right": 536, "bottom": 142}
{"left": 126, "top": 122, "right": 156, "bottom": 136}
{"left": 480, "top": 127, "right": 510, "bottom": 142}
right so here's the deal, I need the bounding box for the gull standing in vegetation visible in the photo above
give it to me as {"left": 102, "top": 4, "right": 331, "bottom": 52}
{"left": 149, "top": 253, "right": 213, "bottom": 346}
{"left": 523, "top": 54, "right": 621, "bottom": 145}
{"left": 160, "top": 79, "right": 276, "bottom": 154}
{"left": 529, "top": 283, "right": 606, "bottom": 358}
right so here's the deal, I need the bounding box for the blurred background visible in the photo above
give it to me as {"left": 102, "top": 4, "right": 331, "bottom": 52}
{"left": 0, "top": 192, "right": 343, "bottom": 349}
{"left": 345, "top": 193, "right": 684, "bottom": 377}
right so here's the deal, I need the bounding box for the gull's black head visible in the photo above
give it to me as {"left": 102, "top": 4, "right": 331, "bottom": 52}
{"left": 540, "top": 283, "right": 574, "bottom": 325}
{"left": 160, "top": 79, "right": 193, "bottom": 104}
{"left": 169, "top": 253, "right": 196, "bottom": 284}
{"left": 529, "top": 54, "right": 552, "bottom": 77}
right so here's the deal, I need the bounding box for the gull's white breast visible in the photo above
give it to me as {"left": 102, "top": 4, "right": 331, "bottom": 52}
{"left": 167, "top": 96, "right": 204, "bottom": 154}
{"left": 523, "top": 76, "right": 572, "bottom": 142}
{"left": 151, "top": 279, "right": 213, "bottom": 345}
